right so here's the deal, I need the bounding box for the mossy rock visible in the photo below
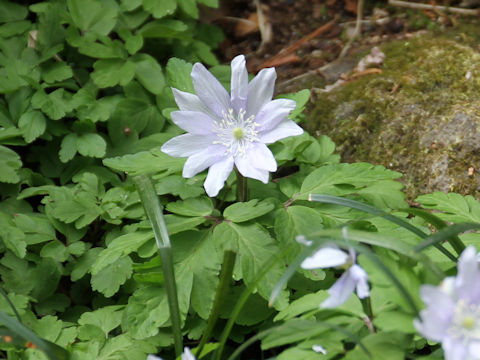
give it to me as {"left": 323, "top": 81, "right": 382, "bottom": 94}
{"left": 307, "top": 35, "right": 480, "bottom": 200}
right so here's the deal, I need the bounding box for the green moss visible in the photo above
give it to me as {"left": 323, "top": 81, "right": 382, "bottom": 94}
{"left": 307, "top": 35, "right": 480, "bottom": 199}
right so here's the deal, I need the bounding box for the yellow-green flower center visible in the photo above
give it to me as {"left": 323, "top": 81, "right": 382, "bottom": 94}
{"left": 232, "top": 127, "right": 244, "bottom": 139}
{"left": 463, "top": 316, "right": 476, "bottom": 330}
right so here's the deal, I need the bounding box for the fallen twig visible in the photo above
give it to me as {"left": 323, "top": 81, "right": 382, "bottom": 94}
{"left": 339, "top": 0, "right": 364, "bottom": 58}
{"left": 257, "top": 17, "right": 338, "bottom": 70}
{"left": 388, "top": 0, "right": 480, "bottom": 16}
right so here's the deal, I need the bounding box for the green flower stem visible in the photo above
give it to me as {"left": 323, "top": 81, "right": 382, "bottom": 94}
{"left": 196, "top": 171, "right": 247, "bottom": 357}
{"left": 195, "top": 250, "right": 236, "bottom": 358}
{"left": 133, "top": 175, "right": 183, "bottom": 358}
{"left": 235, "top": 168, "right": 248, "bottom": 203}
{"left": 360, "top": 297, "right": 376, "bottom": 333}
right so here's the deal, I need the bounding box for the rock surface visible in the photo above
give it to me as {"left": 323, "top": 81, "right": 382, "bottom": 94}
{"left": 306, "top": 35, "right": 480, "bottom": 200}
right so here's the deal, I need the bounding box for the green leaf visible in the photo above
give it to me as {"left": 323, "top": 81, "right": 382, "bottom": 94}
{"left": 0, "top": 2, "right": 28, "bottom": 22}
{"left": 416, "top": 192, "right": 480, "bottom": 223}
{"left": 131, "top": 54, "right": 165, "bottom": 95}
{"left": 42, "top": 62, "right": 73, "bottom": 83}
{"left": 0, "top": 211, "right": 26, "bottom": 258}
{"left": 213, "top": 222, "right": 288, "bottom": 309}
{"left": 31, "top": 89, "right": 73, "bottom": 120}
{"left": 166, "top": 197, "right": 213, "bottom": 217}
{"left": 274, "top": 205, "right": 323, "bottom": 246}
{"left": 18, "top": 110, "right": 46, "bottom": 143}
{"left": 0, "top": 20, "right": 31, "bottom": 38}
{"left": 78, "top": 306, "right": 124, "bottom": 337}
{"left": 0, "top": 145, "right": 22, "bottom": 183}
{"left": 178, "top": 0, "right": 198, "bottom": 18}
{"left": 91, "top": 231, "right": 154, "bottom": 274}
{"left": 71, "top": 247, "right": 103, "bottom": 281}
{"left": 59, "top": 133, "right": 77, "bottom": 162}
{"left": 299, "top": 163, "right": 403, "bottom": 207}
{"left": 155, "top": 175, "right": 204, "bottom": 199}
{"left": 13, "top": 213, "right": 56, "bottom": 245}
{"left": 344, "top": 331, "right": 410, "bottom": 360}
{"left": 223, "top": 199, "right": 275, "bottom": 223}
{"left": 67, "top": 0, "right": 118, "bottom": 36}
{"left": 166, "top": 58, "right": 194, "bottom": 93}
{"left": 76, "top": 133, "right": 107, "bottom": 158}
{"left": 278, "top": 89, "right": 310, "bottom": 120}
{"left": 91, "top": 59, "right": 136, "bottom": 88}
{"left": 103, "top": 148, "right": 185, "bottom": 177}
{"left": 142, "top": 0, "right": 177, "bottom": 18}
{"left": 139, "top": 19, "right": 188, "bottom": 38}
{"left": 164, "top": 215, "right": 207, "bottom": 234}
{"left": 40, "top": 241, "right": 69, "bottom": 262}
{"left": 91, "top": 256, "right": 133, "bottom": 297}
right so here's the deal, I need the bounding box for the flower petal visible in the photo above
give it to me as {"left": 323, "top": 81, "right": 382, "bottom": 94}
{"left": 321, "top": 270, "right": 357, "bottom": 308}
{"left": 235, "top": 155, "right": 270, "bottom": 183}
{"left": 230, "top": 55, "right": 248, "bottom": 112}
{"left": 204, "top": 156, "right": 234, "bottom": 197}
{"left": 259, "top": 120, "right": 304, "bottom": 144}
{"left": 255, "top": 99, "right": 296, "bottom": 133}
{"left": 171, "top": 111, "right": 216, "bottom": 135}
{"left": 181, "top": 347, "right": 196, "bottom": 360}
{"left": 182, "top": 145, "right": 225, "bottom": 178}
{"left": 246, "top": 67, "right": 276, "bottom": 117}
{"left": 442, "top": 337, "right": 467, "bottom": 360}
{"left": 301, "top": 246, "right": 349, "bottom": 269}
{"left": 161, "top": 134, "right": 215, "bottom": 157}
{"left": 245, "top": 143, "right": 277, "bottom": 172}
{"left": 171, "top": 88, "right": 217, "bottom": 119}
{"left": 192, "top": 62, "right": 231, "bottom": 118}
{"left": 350, "top": 264, "right": 370, "bottom": 299}
{"left": 456, "top": 246, "right": 480, "bottom": 303}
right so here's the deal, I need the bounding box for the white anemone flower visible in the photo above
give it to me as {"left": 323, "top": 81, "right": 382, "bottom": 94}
{"left": 415, "top": 246, "right": 480, "bottom": 360}
{"left": 161, "top": 55, "right": 303, "bottom": 197}
{"left": 146, "top": 347, "right": 196, "bottom": 360}
{"left": 300, "top": 242, "right": 370, "bottom": 308}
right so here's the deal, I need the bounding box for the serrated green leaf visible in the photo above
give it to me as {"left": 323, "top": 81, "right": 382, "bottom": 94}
{"left": 142, "top": 0, "right": 176, "bottom": 18}
{"left": 91, "top": 231, "right": 154, "bottom": 274}
{"left": 42, "top": 62, "right": 73, "bottom": 83}
{"left": 416, "top": 192, "right": 480, "bottom": 223}
{"left": 13, "top": 213, "right": 56, "bottom": 245}
{"left": 166, "top": 58, "right": 193, "bottom": 93}
{"left": 155, "top": 175, "right": 204, "bottom": 199}
{"left": 166, "top": 197, "right": 213, "bottom": 217}
{"left": 67, "top": 0, "right": 118, "bottom": 37}
{"left": 91, "top": 59, "right": 136, "bottom": 88}
{"left": 299, "top": 163, "right": 402, "bottom": 205}
{"left": 31, "top": 89, "right": 73, "bottom": 120}
{"left": 76, "top": 133, "right": 107, "bottom": 158}
{"left": 71, "top": 247, "right": 103, "bottom": 281}
{"left": 103, "top": 148, "right": 185, "bottom": 177}
{"left": 78, "top": 306, "right": 124, "bottom": 337}
{"left": 0, "top": 145, "right": 22, "bottom": 183}
{"left": 59, "top": 133, "right": 77, "bottom": 162}
{"left": 18, "top": 110, "right": 46, "bottom": 143}
{"left": 40, "top": 241, "right": 68, "bottom": 262}
{"left": 91, "top": 256, "right": 132, "bottom": 297}
{"left": 278, "top": 89, "right": 310, "bottom": 120}
{"left": 164, "top": 214, "right": 206, "bottom": 234}
{"left": 213, "top": 222, "right": 288, "bottom": 309}
{"left": 274, "top": 205, "right": 323, "bottom": 246}
{"left": 223, "top": 199, "right": 275, "bottom": 222}
{"left": 0, "top": 211, "right": 26, "bottom": 258}
{"left": 0, "top": 20, "right": 31, "bottom": 38}
{"left": 131, "top": 54, "right": 165, "bottom": 95}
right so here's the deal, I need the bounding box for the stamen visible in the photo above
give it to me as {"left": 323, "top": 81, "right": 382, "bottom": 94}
{"left": 448, "top": 300, "right": 480, "bottom": 343}
{"left": 212, "top": 107, "right": 260, "bottom": 157}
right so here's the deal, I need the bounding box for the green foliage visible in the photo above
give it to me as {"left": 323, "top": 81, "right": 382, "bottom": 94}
{"left": 0, "top": 1, "right": 479, "bottom": 359}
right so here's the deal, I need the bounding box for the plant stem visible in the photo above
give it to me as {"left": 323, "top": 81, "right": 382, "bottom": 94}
{"left": 133, "top": 175, "right": 183, "bottom": 358}
{"left": 195, "top": 250, "right": 236, "bottom": 358}
{"left": 235, "top": 168, "right": 248, "bottom": 203}
{"left": 360, "top": 297, "right": 376, "bottom": 333}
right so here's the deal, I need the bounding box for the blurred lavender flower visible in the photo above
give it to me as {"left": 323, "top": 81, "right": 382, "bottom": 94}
{"left": 300, "top": 242, "right": 370, "bottom": 308}
{"left": 161, "top": 55, "right": 303, "bottom": 197}
{"left": 415, "top": 246, "right": 480, "bottom": 360}
{"left": 147, "top": 347, "right": 196, "bottom": 360}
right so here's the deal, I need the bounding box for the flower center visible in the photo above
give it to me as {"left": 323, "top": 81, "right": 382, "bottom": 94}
{"left": 448, "top": 300, "right": 480, "bottom": 343}
{"left": 212, "top": 108, "right": 260, "bottom": 157}
{"left": 232, "top": 127, "right": 244, "bottom": 140}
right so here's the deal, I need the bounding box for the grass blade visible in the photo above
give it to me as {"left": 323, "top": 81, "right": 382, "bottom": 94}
{"left": 415, "top": 223, "right": 480, "bottom": 253}
{"left": 309, "top": 194, "right": 457, "bottom": 261}
{"left": 133, "top": 175, "right": 183, "bottom": 357}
